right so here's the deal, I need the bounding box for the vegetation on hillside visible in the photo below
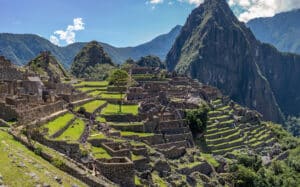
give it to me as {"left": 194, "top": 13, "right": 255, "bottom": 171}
{"left": 185, "top": 105, "right": 209, "bottom": 136}
{"left": 71, "top": 41, "right": 115, "bottom": 80}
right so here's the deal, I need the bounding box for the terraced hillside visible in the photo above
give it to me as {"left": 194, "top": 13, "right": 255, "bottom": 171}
{"left": 7, "top": 71, "right": 297, "bottom": 186}
{"left": 205, "top": 99, "right": 276, "bottom": 155}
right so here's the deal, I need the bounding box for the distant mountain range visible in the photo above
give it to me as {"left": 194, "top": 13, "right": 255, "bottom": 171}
{"left": 247, "top": 9, "right": 300, "bottom": 55}
{"left": 0, "top": 25, "right": 182, "bottom": 68}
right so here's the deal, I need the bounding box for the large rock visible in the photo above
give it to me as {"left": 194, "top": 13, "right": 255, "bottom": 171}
{"left": 166, "top": 0, "right": 300, "bottom": 122}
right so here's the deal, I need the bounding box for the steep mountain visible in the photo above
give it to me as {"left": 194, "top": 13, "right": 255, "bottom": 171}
{"left": 27, "top": 51, "right": 69, "bottom": 81}
{"left": 0, "top": 25, "right": 182, "bottom": 68}
{"left": 248, "top": 9, "right": 300, "bottom": 55}
{"left": 71, "top": 41, "right": 115, "bottom": 79}
{"left": 166, "top": 0, "right": 300, "bottom": 123}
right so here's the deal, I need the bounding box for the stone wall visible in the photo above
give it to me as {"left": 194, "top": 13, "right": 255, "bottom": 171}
{"left": 95, "top": 157, "right": 135, "bottom": 187}
{"left": 104, "top": 114, "right": 142, "bottom": 122}
{"left": 0, "top": 102, "right": 18, "bottom": 121}
{"left": 159, "top": 146, "right": 186, "bottom": 159}
{"left": 102, "top": 142, "right": 131, "bottom": 159}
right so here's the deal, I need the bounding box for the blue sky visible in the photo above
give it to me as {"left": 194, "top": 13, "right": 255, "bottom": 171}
{"left": 1, "top": 0, "right": 299, "bottom": 47}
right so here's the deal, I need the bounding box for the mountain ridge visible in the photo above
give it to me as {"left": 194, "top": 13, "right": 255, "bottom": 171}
{"left": 0, "top": 25, "right": 182, "bottom": 68}
{"left": 247, "top": 9, "right": 300, "bottom": 55}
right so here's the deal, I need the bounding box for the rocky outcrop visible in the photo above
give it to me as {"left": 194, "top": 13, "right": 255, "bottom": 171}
{"left": 71, "top": 41, "right": 115, "bottom": 79}
{"left": 166, "top": 0, "right": 300, "bottom": 123}
{"left": 27, "top": 51, "right": 69, "bottom": 82}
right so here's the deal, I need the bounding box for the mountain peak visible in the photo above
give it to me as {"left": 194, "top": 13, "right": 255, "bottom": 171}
{"left": 166, "top": 0, "right": 296, "bottom": 123}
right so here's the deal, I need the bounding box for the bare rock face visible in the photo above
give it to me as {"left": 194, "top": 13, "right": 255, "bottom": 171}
{"left": 166, "top": 0, "right": 300, "bottom": 123}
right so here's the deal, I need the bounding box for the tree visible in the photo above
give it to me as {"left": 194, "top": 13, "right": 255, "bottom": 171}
{"left": 108, "top": 69, "right": 129, "bottom": 113}
{"left": 185, "top": 105, "right": 209, "bottom": 136}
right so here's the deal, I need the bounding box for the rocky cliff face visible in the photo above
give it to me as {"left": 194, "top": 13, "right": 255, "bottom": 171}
{"left": 166, "top": 0, "right": 300, "bottom": 123}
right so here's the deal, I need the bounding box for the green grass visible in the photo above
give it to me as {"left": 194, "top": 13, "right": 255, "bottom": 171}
{"left": 101, "top": 93, "right": 126, "bottom": 99}
{"left": 74, "top": 81, "right": 108, "bottom": 87}
{"left": 101, "top": 104, "right": 139, "bottom": 115}
{"left": 120, "top": 131, "right": 154, "bottom": 137}
{"left": 91, "top": 146, "right": 111, "bottom": 159}
{"left": 217, "top": 105, "right": 230, "bottom": 111}
{"left": 87, "top": 90, "right": 104, "bottom": 97}
{"left": 132, "top": 154, "right": 144, "bottom": 161}
{"left": 108, "top": 122, "right": 143, "bottom": 127}
{"left": 75, "top": 100, "right": 106, "bottom": 113}
{"left": 135, "top": 175, "right": 142, "bottom": 186}
{"left": 77, "top": 87, "right": 107, "bottom": 92}
{"left": 200, "top": 153, "right": 219, "bottom": 167}
{"left": 44, "top": 113, "right": 74, "bottom": 136}
{"left": 89, "top": 133, "right": 106, "bottom": 140}
{"left": 55, "top": 119, "right": 85, "bottom": 141}
{"left": 96, "top": 117, "right": 106, "bottom": 123}
{"left": 0, "top": 130, "right": 86, "bottom": 186}
{"left": 152, "top": 172, "right": 167, "bottom": 187}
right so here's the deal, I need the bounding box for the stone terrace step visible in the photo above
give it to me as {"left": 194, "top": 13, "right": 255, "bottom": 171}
{"left": 165, "top": 133, "right": 193, "bottom": 143}
{"left": 206, "top": 120, "right": 235, "bottom": 130}
{"left": 209, "top": 137, "right": 244, "bottom": 150}
{"left": 206, "top": 130, "right": 241, "bottom": 145}
{"left": 205, "top": 128, "right": 238, "bottom": 140}
{"left": 153, "top": 140, "right": 188, "bottom": 149}
{"left": 159, "top": 119, "right": 187, "bottom": 130}
{"left": 212, "top": 145, "right": 245, "bottom": 155}
{"left": 161, "top": 127, "right": 190, "bottom": 135}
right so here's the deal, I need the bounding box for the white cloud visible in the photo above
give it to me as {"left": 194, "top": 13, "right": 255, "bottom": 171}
{"left": 178, "top": 0, "right": 203, "bottom": 6}
{"left": 49, "top": 17, "right": 85, "bottom": 46}
{"left": 148, "top": 0, "right": 164, "bottom": 4}
{"left": 49, "top": 35, "right": 60, "bottom": 46}
{"left": 229, "top": 0, "right": 300, "bottom": 22}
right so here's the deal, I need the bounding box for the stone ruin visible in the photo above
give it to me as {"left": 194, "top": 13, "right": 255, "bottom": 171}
{"left": 0, "top": 56, "right": 88, "bottom": 123}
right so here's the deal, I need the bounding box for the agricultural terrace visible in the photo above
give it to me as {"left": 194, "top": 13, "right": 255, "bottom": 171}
{"left": 55, "top": 119, "right": 85, "bottom": 141}
{"left": 43, "top": 113, "right": 75, "bottom": 136}
{"left": 101, "top": 104, "right": 139, "bottom": 115}
{"left": 75, "top": 100, "right": 107, "bottom": 113}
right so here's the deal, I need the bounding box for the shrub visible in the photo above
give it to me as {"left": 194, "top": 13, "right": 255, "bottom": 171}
{"left": 34, "top": 146, "right": 43, "bottom": 155}
{"left": 234, "top": 165, "right": 258, "bottom": 187}
{"left": 52, "top": 158, "right": 65, "bottom": 169}
{"left": 185, "top": 105, "right": 209, "bottom": 135}
{"left": 78, "top": 107, "right": 86, "bottom": 114}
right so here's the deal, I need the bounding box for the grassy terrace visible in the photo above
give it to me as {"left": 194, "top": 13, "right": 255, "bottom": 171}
{"left": 101, "top": 104, "right": 139, "bottom": 115}
{"left": 91, "top": 146, "right": 111, "bottom": 159}
{"left": 89, "top": 132, "right": 106, "bottom": 140}
{"left": 43, "top": 113, "right": 74, "bottom": 136}
{"left": 108, "top": 122, "right": 143, "bottom": 127}
{"left": 200, "top": 153, "right": 219, "bottom": 167}
{"left": 77, "top": 87, "right": 107, "bottom": 92}
{"left": 87, "top": 90, "right": 104, "bottom": 97}
{"left": 96, "top": 117, "right": 106, "bottom": 123}
{"left": 75, "top": 100, "right": 106, "bottom": 113}
{"left": 100, "top": 93, "right": 126, "bottom": 100}
{"left": 120, "top": 131, "right": 154, "bottom": 137}
{"left": 55, "top": 119, "right": 85, "bottom": 141}
{"left": 0, "top": 130, "right": 86, "bottom": 186}
{"left": 74, "top": 81, "right": 108, "bottom": 87}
